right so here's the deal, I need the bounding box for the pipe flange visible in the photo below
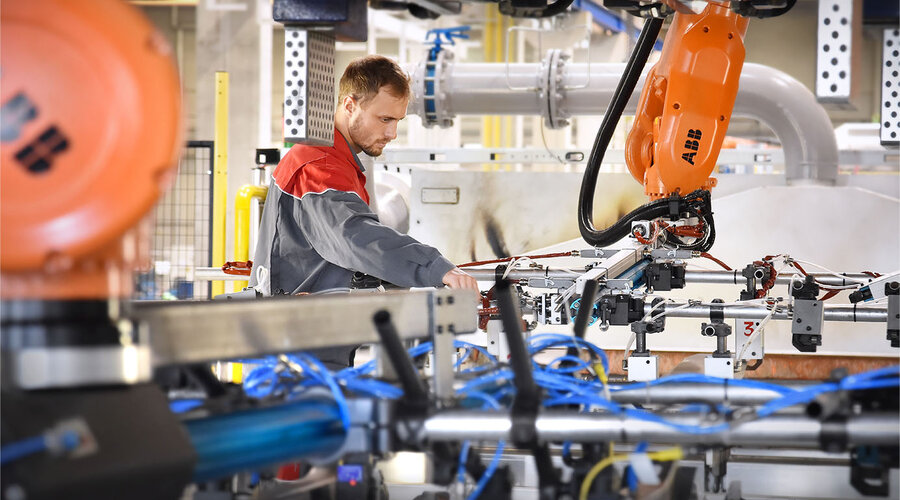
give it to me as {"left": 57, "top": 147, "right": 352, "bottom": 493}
{"left": 421, "top": 50, "right": 454, "bottom": 128}
{"left": 542, "top": 49, "right": 569, "bottom": 129}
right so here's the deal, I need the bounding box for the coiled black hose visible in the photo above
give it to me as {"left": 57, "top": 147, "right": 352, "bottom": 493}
{"left": 576, "top": 15, "right": 717, "bottom": 252}
{"left": 577, "top": 16, "right": 664, "bottom": 247}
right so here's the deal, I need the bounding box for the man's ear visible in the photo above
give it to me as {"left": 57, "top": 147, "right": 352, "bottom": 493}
{"left": 342, "top": 95, "right": 356, "bottom": 115}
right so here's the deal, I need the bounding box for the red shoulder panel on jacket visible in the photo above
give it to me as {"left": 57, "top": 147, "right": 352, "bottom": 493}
{"left": 273, "top": 144, "right": 369, "bottom": 204}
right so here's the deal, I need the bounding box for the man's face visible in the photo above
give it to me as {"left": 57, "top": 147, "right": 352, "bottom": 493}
{"left": 346, "top": 87, "right": 408, "bottom": 157}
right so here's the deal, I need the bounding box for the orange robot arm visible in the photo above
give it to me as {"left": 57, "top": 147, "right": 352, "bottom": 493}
{"left": 625, "top": 2, "right": 749, "bottom": 199}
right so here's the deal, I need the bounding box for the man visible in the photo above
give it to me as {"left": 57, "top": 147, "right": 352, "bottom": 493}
{"left": 251, "top": 55, "right": 477, "bottom": 367}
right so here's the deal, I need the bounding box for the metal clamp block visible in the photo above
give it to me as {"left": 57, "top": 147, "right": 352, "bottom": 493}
{"left": 627, "top": 355, "right": 658, "bottom": 382}
{"left": 704, "top": 355, "right": 734, "bottom": 379}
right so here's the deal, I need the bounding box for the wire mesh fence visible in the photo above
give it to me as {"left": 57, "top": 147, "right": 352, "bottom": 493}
{"left": 135, "top": 141, "right": 214, "bottom": 300}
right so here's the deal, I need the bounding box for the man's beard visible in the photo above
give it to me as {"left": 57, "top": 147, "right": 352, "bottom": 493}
{"left": 349, "top": 119, "right": 385, "bottom": 157}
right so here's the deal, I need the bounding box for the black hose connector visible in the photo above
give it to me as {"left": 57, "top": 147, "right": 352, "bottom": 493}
{"left": 373, "top": 310, "right": 428, "bottom": 404}
{"left": 565, "top": 279, "right": 600, "bottom": 368}
{"left": 573, "top": 279, "right": 599, "bottom": 341}
{"left": 495, "top": 279, "right": 540, "bottom": 414}
{"left": 495, "top": 279, "right": 560, "bottom": 499}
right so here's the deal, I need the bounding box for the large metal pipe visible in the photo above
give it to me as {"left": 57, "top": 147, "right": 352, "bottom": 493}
{"left": 684, "top": 270, "right": 875, "bottom": 287}
{"left": 422, "top": 411, "right": 898, "bottom": 448}
{"left": 609, "top": 382, "right": 811, "bottom": 406}
{"left": 410, "top": 60, "right": 838, "bottom": 184}
{"left": 649, "top": 302, "right": 887, "bottom": 323}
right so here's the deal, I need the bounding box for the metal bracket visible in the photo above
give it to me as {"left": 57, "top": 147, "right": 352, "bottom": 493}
{"left": 886, "top": 281, "right": 899, "bottom": 348}
{"left": 645, "top": 262, "right": 686, "bottom": 291}
{"left": 791, "top": 276, "right": 823, "bottom": 352}
{"left": 430, "top": 293, "right": 455, "bottom": 404}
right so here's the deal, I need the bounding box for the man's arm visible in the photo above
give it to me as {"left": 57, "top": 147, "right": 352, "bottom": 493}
{"left": 296, "top": 188, "right": 475, "bottom": 289}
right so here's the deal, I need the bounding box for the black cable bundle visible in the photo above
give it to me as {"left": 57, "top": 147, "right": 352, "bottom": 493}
{"left": 575, "top": 16, "right": 715, "bottom": 253}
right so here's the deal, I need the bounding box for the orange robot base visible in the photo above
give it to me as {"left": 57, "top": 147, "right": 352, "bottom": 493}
{"left": 0, "top": 0, "right": 182, "bottom": 300}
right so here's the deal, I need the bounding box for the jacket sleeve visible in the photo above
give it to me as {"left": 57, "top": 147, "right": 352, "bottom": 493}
{"left": 295, "top": 189, "right": 456, "bottom": 288}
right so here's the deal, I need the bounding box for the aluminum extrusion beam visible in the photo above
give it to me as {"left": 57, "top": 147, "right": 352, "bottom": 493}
{"left": 465, "top": 268, "right": 584, "bottom": 282}
{"left": 195, "top": 267, "right": 247, "bottom": 281}
{"left": 646, "top": 302, "right": 887, "bottom": 323}
{"left": 684, "top": 270, "right": 876, "bottom": 287}
{"left": 422, "top": 411, "right": 898, "bottom": 448}
{"left": 132, "top": 289, "right": 478, "bottom": 367}
{"left": 575, "top": 248, "right": 644, "bottom": 294}
{"left": 410, "top": 61, "right": 838, "bottom": 184}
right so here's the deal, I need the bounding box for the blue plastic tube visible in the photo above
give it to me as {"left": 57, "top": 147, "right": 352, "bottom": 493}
{"left": 184, "top": 397, "right": 346, "bottom": 482}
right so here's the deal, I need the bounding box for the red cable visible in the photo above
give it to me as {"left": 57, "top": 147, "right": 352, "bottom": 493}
{"left": 700, "top": 252, "right": 732, "bottom": 271}
{"left": 789, "top": 261, "right": 849, "bottom": 293}
{"left": 222, "top": 260, "right": 253, "bottom": 276}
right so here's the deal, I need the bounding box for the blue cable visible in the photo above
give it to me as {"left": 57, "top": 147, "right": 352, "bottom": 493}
{"left": 170, "top": 399, "right": 205, "bottom": 414}
{"left": 458, "top": 390, "right": 505, "bottom": 500}
{"left": 844, "top": 378, "right": 900, "bottom": 391}
{"left": 242, "top": 345, "right": 898, "bottom": 444}
{"left": 458, "top": 440, "right": 471, "bottom": 484}
{"left": 455, "top": 340, "right": 499, "bottom": 366}
{"left": 0, "top": 435, "right": 47, "bottom": 465}
{"left": 288, "top": 353, "right": 351, "bottom": 431}
{"left": 455, "top": 348, "right": 472, "bottom": 368}
{"left": 626, "top": 441, "right": 649, "bottom": 492}
{"left": 842, "top": 365, "right": 900, "bottom": 385}
{"left": 0, "top": 430, "right": 81, "bottom": 466}
{"left": 469, "top": 442, "right": 505, "bottom": 500}
{"left": 527, "top": 334, "right": 610, "bottom": 375}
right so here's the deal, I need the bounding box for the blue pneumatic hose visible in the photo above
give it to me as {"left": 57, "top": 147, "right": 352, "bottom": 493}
{"left": 0, "top": 436, "right": 47, "bottom": 465}
{"left": 184, "top": 396, "right": 346, "bottom": 482}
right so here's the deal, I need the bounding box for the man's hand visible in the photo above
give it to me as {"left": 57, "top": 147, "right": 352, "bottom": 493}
{"left": 442, "top": 267, "right": 479, "bottom": 290}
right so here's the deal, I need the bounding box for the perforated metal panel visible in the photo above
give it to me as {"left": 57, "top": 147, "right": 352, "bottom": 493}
{"left": 284, "top": 28, "right": 334, "bottom": 146}
{"left": 881, "top": 28, "right": 900, "bottom": 146}
{"left": 816, "top": 0, "right": 856, "bottom": 105}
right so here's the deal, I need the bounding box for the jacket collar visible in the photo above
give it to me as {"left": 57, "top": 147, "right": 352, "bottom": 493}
{"left": 334, "top": 127, "right": 366, "bottom": 173}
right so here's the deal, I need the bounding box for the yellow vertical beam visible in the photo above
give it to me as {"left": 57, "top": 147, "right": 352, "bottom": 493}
{"left": 500, "top": 13, "right": 513, "bottom": 169}
{"left": 482, "top": 5, "right": 495, "bottom": 153}
{"left": 483, "top": 4, "right": 505, "bottom": 171}
{"left": 212, "top": 71, "right": 228, "bottom": 297}
{"left": 492, "top": 8, "right": 502, "bottom": 149}
{"left": 233, "top": 185, "right": 268, "bottom": 290}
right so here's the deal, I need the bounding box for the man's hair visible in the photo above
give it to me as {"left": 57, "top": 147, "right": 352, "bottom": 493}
{"left": 338, "top": 55, "right": 410, "bottom": 105}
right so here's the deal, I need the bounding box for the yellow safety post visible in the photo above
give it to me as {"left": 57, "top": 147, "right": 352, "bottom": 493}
{"left": 494, "top": 6, "right": 504, "bottom": 151}
{"left": 500, "top": 13, "right": 513, "bottom": 171}
{"left": 212, "top": 71, "right": 228, "bottom": 297}
{"left": 483, "top": 4, "right": 504, "bottom": 170}
{"left": 482, "top": 4, "right": 494, "bottom": 155}
{"left": 233, "top": 184, "right": 268, "bottom": 291}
